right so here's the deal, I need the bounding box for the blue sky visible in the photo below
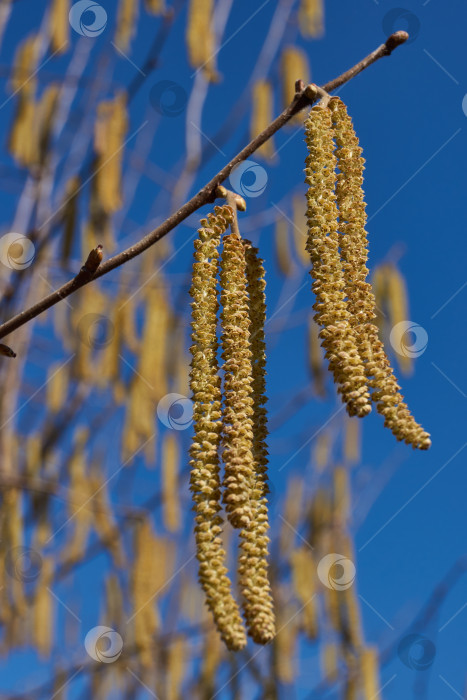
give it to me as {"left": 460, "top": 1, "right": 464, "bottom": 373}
{"left": 0, "top": 0, "right": 466, "bottom": 698}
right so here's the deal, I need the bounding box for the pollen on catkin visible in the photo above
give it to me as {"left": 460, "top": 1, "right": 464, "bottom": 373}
{"left": 329, "top": 97, "right": 431, "bottom": 449}
{"left": 304, "top": 105, "right": 371, "bottom": 418}
{"left": 219, "top": 232, "right": 256, "bottom": 530}
{"left": 237, "top": 241, "right": 275, "bottom": 644}
{"left": 189, "top": 205, "right": 246, "bottom": 651}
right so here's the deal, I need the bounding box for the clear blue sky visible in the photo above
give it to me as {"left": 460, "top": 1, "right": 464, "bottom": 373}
{"left": 0, "top": 0, "right": 466, "bottom": 697}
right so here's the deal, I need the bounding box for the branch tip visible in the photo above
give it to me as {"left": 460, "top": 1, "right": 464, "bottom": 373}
{"left": 385, "top": 31, "right": 409, "bottom": 54}
{"left": 82, "top": 245, "right": 103, "bottom": 275}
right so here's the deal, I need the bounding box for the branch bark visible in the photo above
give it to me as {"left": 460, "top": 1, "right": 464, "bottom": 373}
{"left": 0, "top": 32, "right": 408, "bottom": 342}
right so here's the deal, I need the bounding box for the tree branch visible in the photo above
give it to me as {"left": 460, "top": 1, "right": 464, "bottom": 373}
{"left": 0, "top": 31, "right": 408, "bottom": 342}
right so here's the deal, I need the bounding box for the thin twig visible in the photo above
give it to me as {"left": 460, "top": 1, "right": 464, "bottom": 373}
{"left": 0, "top": 32, "right": 409, "bottom": 341}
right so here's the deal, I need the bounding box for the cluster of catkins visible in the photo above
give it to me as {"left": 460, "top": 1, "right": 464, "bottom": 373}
{"left": 304, "top": 98, "right": 431, "bottom": 449}
{"left": 189, "top": 205, "right": 275, "bottom": 651}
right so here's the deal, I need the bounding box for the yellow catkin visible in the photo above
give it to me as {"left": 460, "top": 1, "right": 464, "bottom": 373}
{"left": 322, "top": 642, "right": 339, "bottom": 682}
{"left": 8, "top": 93, "right": 38, "bottom": 166}
{"left": 274, "top": 218, "right": 294, "bottom": 277}
{"left": 162, "top": 432, "right": 181, "bottom": 532}
{"left": 105, "top": 574, "right": 124, "bottom": 628}
{"left": 307, "top": 315, "right": 326, "bottom": 397}
{"left": 304, "top": 105, "right": 371, "bottom": 418}
{"left": 290, "top": 547, "right": 318, "bottom": 638}
{"left": 61, "top": 176, "right": 81, "bottom": 263}
{"left": 344, "top": 415, "right": 360, "bottom": 465}
{"left": 372, "top": 264, "right": 387, "bottom": 334}
{"left": 220, "top": 232, "right": 256, "bottom": 530}
{"left": 281, "top": 47, "right": 310, "bottom": 124}
{"left": 329, "top": 98, "right": 430, "bottom": 449}
{"left": 200, "top": 624, "right": 223, "bottom": 692}
{"left": 94, "top": 92, "right": 128, "bottom": 215}
{"left": 97, "top": 300, "right": 123, "bottom": 387}
{"left": 166, "top": 635, "right": 186, "bottom": 700}
{"left": 115, "top": 0, "right": 139, "bottom": 51}
{"left": 387, "top": 264, "right": 412, "bottom": 375}
{"left": 309, "top": 487, "right": 332, "bottom": 551}
{"left": 292, "top": 193, "right": 309, "bottom": 265}
{"left": 279, "top": 477, "right": 303, "bottom": 553}
{"left": 65, "top": 430, "right": 93, "bottom": 564}
{"left": 189, "top": 205, "right": 246, "bottom": 651}
{"left": 237, "top": 241, "right": 275, "bottom": 644}
{"left": 33, "top": 558, "right": 54, "bottom": 658}
{"left": 333, "top": 466, "right": 350, "bottom": 525}
{"left": 360, "top": 647, "right": 381, "bottom": 699}
{"left": 131, "top": 521, "right": 171, "bottom": 667}
{"left": 145, "top": 0, "right": 165, "bottom": 12}
{"left": 299, "top": 0, "right": 324, "bottom": 38}
{"left": 275, "top": 594, "right": 298, "bottom": 683}
{"left": 186, "top": 0, "right": 218, "bottom": 81}
{"left": 37, "top": 84, "right": 60, "bottom": 166}
{"left": 46, "top": 361, "right": 69, "bottom": 413}
{"left": 251, "top": 80, "right": 275, "bottom": 159}
{"left": 49, "top": 0, "right": 70, "bottom": 53}
{"left": 11, "top": 34, "right": 39, "bottom": 94}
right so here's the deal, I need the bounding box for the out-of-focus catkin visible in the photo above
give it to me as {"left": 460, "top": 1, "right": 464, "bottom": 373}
{"left": 291, "top": 547, "right": 318, "bottom": 638}
{"left": 237, "top": 241, "right": 275, "bottom": 644}
{"left": 46, "top": 361, "right": 69, "bottom": 413}
{"left": 251, "top": 80, "right": 275, "bottom": 159}
{"left": 299, "top": 0, "right": 324, "bottom": 38}
{"left": 186, "top": 0, "right": 218, "bottom": 81}
{"left": 145, "top": 0, "right": 165, "bottom": 12}
{"left": 281, "top": 47, "right": 309, "bottom": 124}
{"left": 275, "top": 218, "right": 294, "bottom": 277}
{"left": 304, "top": 105, "right": 371, "bottom": 418}
{"left": 329, "top": 97, "right": 430, "bottom": 449}
{"left": 94, "top": 92, "right": 128, "bottom": 215}
{"left": 49, "top": 0, "right": 69, "bottom": 53}
{"left": 189, "top": 205, "right": 246, "bottom": 651}
{"left": 115, "top": 0, "right": 138, "bottom": 51}
{"left": 33, "top": 558, "right": 54, "bottom": 658}
{"left": 162, "top": 432, "right": 181, "bottom": 532}
{"left": 360, "top": 647, "right": 381, "bottom": 699}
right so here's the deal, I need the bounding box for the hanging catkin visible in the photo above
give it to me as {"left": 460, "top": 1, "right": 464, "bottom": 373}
{"left": 274, "top": 218, "right": 294, "bottom": 277}
{"left": 360, "top": 647, "right": 381, "bottom": 699}
{"left": 329, "top": 97, "right": 431, "bottom": 449}
{"left": 298, "top": 0, "right": 324, "bottom": 38}
{"left": 186, "top": 0, "right": 218, "bottom": 81}
{"left": 304, "top": 105, "right": 371, "bottom": 418}
{"left": 237, "top": 240, "right": 275, "bottom": 644}
{"left": 161, "top": 432, "right": 181, "bottom": 532}
{"left": 251, "top": 80, "right": 275, "bottom": 159}
{"left": 94, "top": 92, "right": 128, "bottom": 215}
{"left": 49, "top": 0, "right": 70, "bottom": 53}
{"left": 115, "top": 0, "right": 139, "bottom": 51}
{"left": 281, "top": 47, "right": 310, "bottom": 124}
{"left": 220, "top": 232, "right": 256, "bottom": 529}
{"left": 387, "top": 263, "right": 412, "bottom": 375}
{"left": 145, "top": 0, "right": 165, "bottom": 13}
{"left": 189, "top": 205, "right": 246, "bottom": 651}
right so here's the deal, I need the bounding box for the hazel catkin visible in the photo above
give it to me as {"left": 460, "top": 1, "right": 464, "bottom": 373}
{"left": 329, "top": 97, "right": 430, "bottom": 449}
{"left": 189, "top": 205, "right": 246, "bottom": 651}
{"left": 304, "top": 105, "right": 371, "bottom": 418}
